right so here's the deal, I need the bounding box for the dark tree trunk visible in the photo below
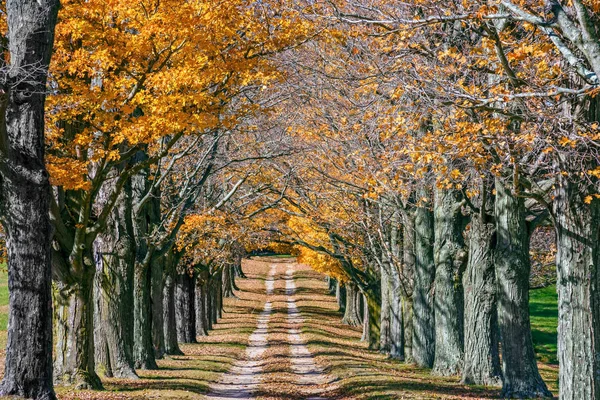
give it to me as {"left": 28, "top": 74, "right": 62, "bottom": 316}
{"left": 175, "top": 272, "right": 196, "bottom": 343}
{"left": 131, "top": 161, "right": 157, "bottom": 370}
{"left": 554, "top": 175, "right": 600, "bottom": 400}
{"left": 328, "top": 277, "right": 337, "bottom": 294}
{"left": 495, "top": 178, "right": 550, "bottom": 398}
{"left": 364, "top": 289, "right": 381, "bottom": 350}
{"left": 54, "top": 272, "right": 103, "bottom": 389}
{"left": 336, "top": 281, "right": 346, "bottom": 312}
{"left": 162, "top": 272, "right": 183, "bottom": 355}
{"left": 432, "top": 187, "right": 466, "bottom": 376}
{"left": 222, "top": 264, "right": 235, "bottom": 298}
{"left": 0, "top": 1, "right": 59, "bottom": 398}
{"left": 151, "top": 256, "right": 165, "bottom": 359}
{"left": 342, "top": 283, "right": 362, "bottom": 326}
{"left": 92, "top": 175, "right": 137, "bottom": 380}
{"left": 133, "top": 260, "right": 157, "bottom": 369}
{"left": 461, "top": 191, "right": 501, "bottom": 386}
{"left": 216, "top": 270, "right": 223, "bottom": 320}
{"left": 234, "top": 261, "right": 246, "bottom": 279}
{"left": 195, "top": 272, "right": 209, "bottom": 337}
{"left": 412, "top": 187, "right": 436, "bottom": 368}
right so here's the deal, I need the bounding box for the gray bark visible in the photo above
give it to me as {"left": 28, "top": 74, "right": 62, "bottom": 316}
{"left": 195, "top": 272, "right": 209, "bottom": 337}
{"left": 342, "top": 283, "right": 362, "bottom": 326}
{"left": 222, "top": 264, "right": 235, "bottom": 298}
{"left": 554, "top": 174, "right": 600, "bottom": 400}
{"left": 401, "top": 212, "right": 415, "bottom": 362}
{"left": 432, "top": 187, "right": 466, "bottom": 376}
{"left": 131, "top": 159, "right": 157, "bottom": 370}
{"left": 0, "top": 0, "right": 59, "bottom": 398}
{"left": 162, "top": 269, "right": 183, "bottom": 355}
{"left": 151, "top": 256, "right": 165, "bottom": 359}
{"left": 361, "top": 293, "right": 370, "bottom": 343}
{"left": 92, "top": 181, "right": 137, "bottom": 379}
{"left": 379, "top": 263, "right": 392, "bottom": 353}
{"left": 176, "top": 272, "right": 196, "bottom": 343}
{"left": 495, "top": 178, "right": 550, "bottom": 398}
{"left": 412, "top": 187, "right": 436, "bottom": 368}
{"left": 53, "top": 271, "right": 102, "bottom": 389}
{"left": 461, "top": 187, "right": 501, "bottom": 386}
{"left": 336, "top": 281, "right": 346, "bottom": 312}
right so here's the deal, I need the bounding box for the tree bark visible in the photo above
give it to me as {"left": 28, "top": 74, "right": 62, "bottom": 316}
{"left": 361, "top": 293, "right": 370, "bottom": 343}
{"left": 151, "top": 256, "right": 165, "bottom": 359}
{"left": 412, "top": 187, "right": 436, "bottom": 368}
{"left": 379, "top": 262, "right": 392, "bottom": 353}
{"left": 0, "top": 1, "right": 59, "bottom": 398}
{"left": 131, "top": 160, "right": 158, "bottom": 370}
{"left": 222, "top": 264, "right": 236, "bottom": 298}
{"left": 54, "top": 273, "right": 103, "bottom": 389}
{"left": 554, "top": 175, "right": 600, "bottom": 400}
{"left": 495, "top": 178, "right": 550, "bottom": 398}
{"left": 342, "top": 282, "right": 362, "bottom": 326}
{"left": 176, "top": 272, "right": 196, "bottom": 343}
{"left": 401, "top": 212, "right": 415, "bottom": 362}
{"left": 92, "top": 173, "right": 137, "bottom": 380}
{"left": 364, "top": 289, "right": 381, "bottom": 350}
{"left": 195, "top": 269, "right": 210, "bottom": 337}
{"left": 336, "top": 281, "right": 346, "bottom": 312}
{"left": 162, "top": 271, "right": 183, "bottom": 355}
{"left": 462, "top": 192, "right": 501, "bottom": 386}
{"left": 432, "top": 187, "right": 466, "bottom": 376}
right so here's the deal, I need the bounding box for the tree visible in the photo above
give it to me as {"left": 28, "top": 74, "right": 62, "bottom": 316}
{"left": 0, "top": 0, "right": 59, "bottom": 398}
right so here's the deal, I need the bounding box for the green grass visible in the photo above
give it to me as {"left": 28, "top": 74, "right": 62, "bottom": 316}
{"left": 530, "top": 285, "right": 558, "bottom": 364}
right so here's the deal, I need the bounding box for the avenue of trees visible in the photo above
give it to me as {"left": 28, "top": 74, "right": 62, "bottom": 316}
{"left": 0, "top": 1, "right": 599, "bottom": 400}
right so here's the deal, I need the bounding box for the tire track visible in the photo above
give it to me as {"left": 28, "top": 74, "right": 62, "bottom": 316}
{"left": 205, "top": 265, "right": 277, "bottom": 399}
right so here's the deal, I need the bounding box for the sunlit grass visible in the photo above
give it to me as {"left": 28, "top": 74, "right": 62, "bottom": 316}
{"left": 530, "top": 285, "right": 558, "bottom": 365}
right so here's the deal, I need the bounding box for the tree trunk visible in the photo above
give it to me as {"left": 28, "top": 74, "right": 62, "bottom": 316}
{"left": 175, "top": 272, "right": 196, "bottom": 343}
{"left": 342, "top": 283, "right": 362, "bottom": 326}
{"left": 92, "top": 177, "right": 137, "bottom": 379}
{"left": 401, "top": 212, "right": 415, "bottom": 362}
{"left": 151, "top": 256, "right": 165, "bottom": 359}
{"left": 132, "top": 260, "right": 157, "bottom": 369}
{"left": 222, "top": 264, "right": 236, "bottom": 298}
{"left": 162, "top": 272, "right": 183, "bottom": 355}
{"left": 412, "top": 187, "right": 436, "bottom": 368}
{"left": 379, "top": 263, "right": 392, "bottom": 353}
{"left": 328, "top": 277, "right": 337, "bottom": 294}
{"left": 462, "top": 200, "right": 502, "bottom": 386}
{"left": 554, "top": 175, "right": 600, "bottom": 400}
{"left": 54, "top": 273, "right": 103, "bottom": 389}
{"left": 361, "top": 293, "right": 370, "bottom": 343}
{"left": 432, "top": 187, "right": 466, "bottom": 376}
{"left": 336, "top": 281, "right": 346, "bottom": 312}
{"left": 195, "top": 273, "right": 209, "bottom": 337}
{"left": 131, "top": 160, "right": 158, "bottom": 370}
{"left": 216, "top": 270, "right": 223, "bottom": 320}
{"left": 495, "top": 178, "right": 550, "bottom": 398}
{"left": 364, "top": 289, "right": 381, "bottom": 350}
{"left": 0, "top": 1, "right": 59, "bottom": 398}
{"left": 234, "top": 261, "right": 246, "bottom": 279}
